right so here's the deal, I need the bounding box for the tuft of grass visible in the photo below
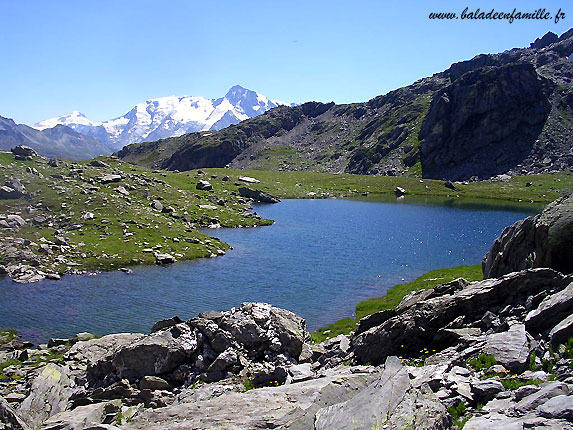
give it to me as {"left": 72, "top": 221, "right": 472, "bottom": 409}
{"left": 311, "top": 265, "right": 483, "bottom": 343}
{"left": 448, "top": 401, "right": 467, "bottom": 419}
{"left": 0, "top": 358, "right": 22, "bottom": 374}
{"left": 468, "top": 354, "right": 497, "bottom": 372}
{"left": 242, "top": 378, "right": 255, "bottom": 392}
{"left": 501, "top": 378, "right": 544, "bottom": 390}
{"left": 565, "top": 337, "right": 573, "bottom": 359}
{"left": 528, "top": 352, "right": 538, "bottom": 371}
{"left": 0, "top": 330, "right": 17, "bottom": 345}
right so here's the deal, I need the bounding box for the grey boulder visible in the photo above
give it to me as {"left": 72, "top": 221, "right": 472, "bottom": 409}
{"left": 483, "top": 195, "right": 573, "bottom": 277}
{"left": 88, "top": 324, "right": 198, "bottom": 384}
{"left": 196, "top": 180, "right": 213, "bottom": 191}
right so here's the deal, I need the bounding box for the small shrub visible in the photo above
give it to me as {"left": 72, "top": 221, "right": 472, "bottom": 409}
{"left": 454, "top": 416, "right": 470, "bottom": 429}
{"left": 448, "top": 401, "right": 469, "bottom": 429}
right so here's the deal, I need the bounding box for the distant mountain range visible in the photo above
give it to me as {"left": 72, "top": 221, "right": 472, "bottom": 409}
{"left": 32, "top": 85, "right": 291, "bottom": 152}
{"left": 0, "top": 116, "right": 112, "bottom": 160}
{"left": 118, "top": 30, "right": 573, "bottom": 181}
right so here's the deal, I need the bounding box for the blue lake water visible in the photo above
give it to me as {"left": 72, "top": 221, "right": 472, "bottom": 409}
{"left": 0, "top": 197, "right": 538, "bottom": 343}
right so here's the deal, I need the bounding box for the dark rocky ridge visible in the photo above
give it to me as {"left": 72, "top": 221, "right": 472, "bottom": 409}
{"left": 118, "top": 29, "right": 573, "bottom": 181}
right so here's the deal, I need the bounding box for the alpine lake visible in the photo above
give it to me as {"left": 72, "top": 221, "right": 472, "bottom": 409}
{"left": 0, "top": 195, "right": 540, "bottom": 343}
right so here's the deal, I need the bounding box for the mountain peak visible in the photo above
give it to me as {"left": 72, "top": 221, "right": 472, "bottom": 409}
{"left": 223, "top": 85, "right": 258, "bottom": 103}
{"left": 34, "top": 111, "right": 98, "bottom": 131}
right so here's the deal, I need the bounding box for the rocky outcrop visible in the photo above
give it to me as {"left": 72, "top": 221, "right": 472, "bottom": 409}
{"left": 238, "top": 187, "right": 280, "bottom": 203}
{"left": 87, "top": 303, "right": 309, "bottom": 389}
{"left": 483, "top": 195, "right": 573, "bottom": 277}
{"left": 2, "top": 277, "right": 573, "bottom": 430}
{"left": 352, "top": 269, "right": 568, "bottom": 365}
{"left": 464, "top": 381, "right": 573, "bottom": 429}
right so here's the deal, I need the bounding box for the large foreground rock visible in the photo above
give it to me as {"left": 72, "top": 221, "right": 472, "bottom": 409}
{"left": 484, "top": 323, "right": 530, "bottom": 373}
{"left": 87, "top": 303, "right": 310, "bottom": 387}
{"left": 525, "top": 281, "right": 573, "bottom": 334}
{"left": 40, "top": 400, "right": 122, "bottom": 430}
{"left": 0, "top": 396, "right": 31, "bottom": 430}
{"left": 352, "top": 269, "right": 567, "bottom": 365}
{"left": 314, "top": 357, "right": 449, "bottom": 430}
{"left": 17, "top": 364, "right": 77, "bottom": 429}
{"left": 483, "top": 195, "right": 573, "bottom": 277}
{"left": 65, "top": 333, "right": 145, "bottom": 366}
{"left": 88, "top": 324, "right": 198, "bottom": 385}
{"left": 121, "top": 358, "right": 448, "bottom": 430}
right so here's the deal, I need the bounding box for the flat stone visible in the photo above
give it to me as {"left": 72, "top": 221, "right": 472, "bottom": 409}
{"left": 4, "top": 392, "right": 27, "bottom": 403}
{"left": 288, "top": 363, "right": 314, "bottom": 382}
{"left": 139, "top": 376, "right": 173, "bottom": 391}
{"left": 484, "top": 323, "right": 530, "bottom": 373}
{"left": 41, "top": 399, "right": 122, "bottom": 430}
{"left": 550, "top": 313, "right": 573, "bottom": 345}
{"left": 513, "top": 381, "right": 570, "bottom": 413}
{"left": 471, "top": 379, "right": 504, "bottom": 403}
{"left": 65, "top": 333, "right": 145, "bottom": 365}
{"left": 238, "top": 176, "right": 260, "bottom": 184}
{"left": 537, "top": 394, "right": 573, "bottom": 419}
{"left": 155, "top": 253, "right": 176, "bottom": 265}
{"left": 196, "top": 180, "right": 213, "bottom": 191}
{"left": 100, "top": 174, "right": 122, "bottom": 184}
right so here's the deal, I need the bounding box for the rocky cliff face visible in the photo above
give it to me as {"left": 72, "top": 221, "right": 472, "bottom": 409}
{"left": 118, "top": 29, "right": 573, "bottom": 180}
{"left": 419, "top": 64, "right": 552, "bottom": 180}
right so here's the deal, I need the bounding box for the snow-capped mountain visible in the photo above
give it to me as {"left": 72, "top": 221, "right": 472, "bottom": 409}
{"left": 34, "top": 86, "right": 289, "bottom": 150}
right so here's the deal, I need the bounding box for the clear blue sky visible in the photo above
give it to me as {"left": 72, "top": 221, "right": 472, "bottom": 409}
{"left": 1, "top": 0, "right": 570, "bottom": 125}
